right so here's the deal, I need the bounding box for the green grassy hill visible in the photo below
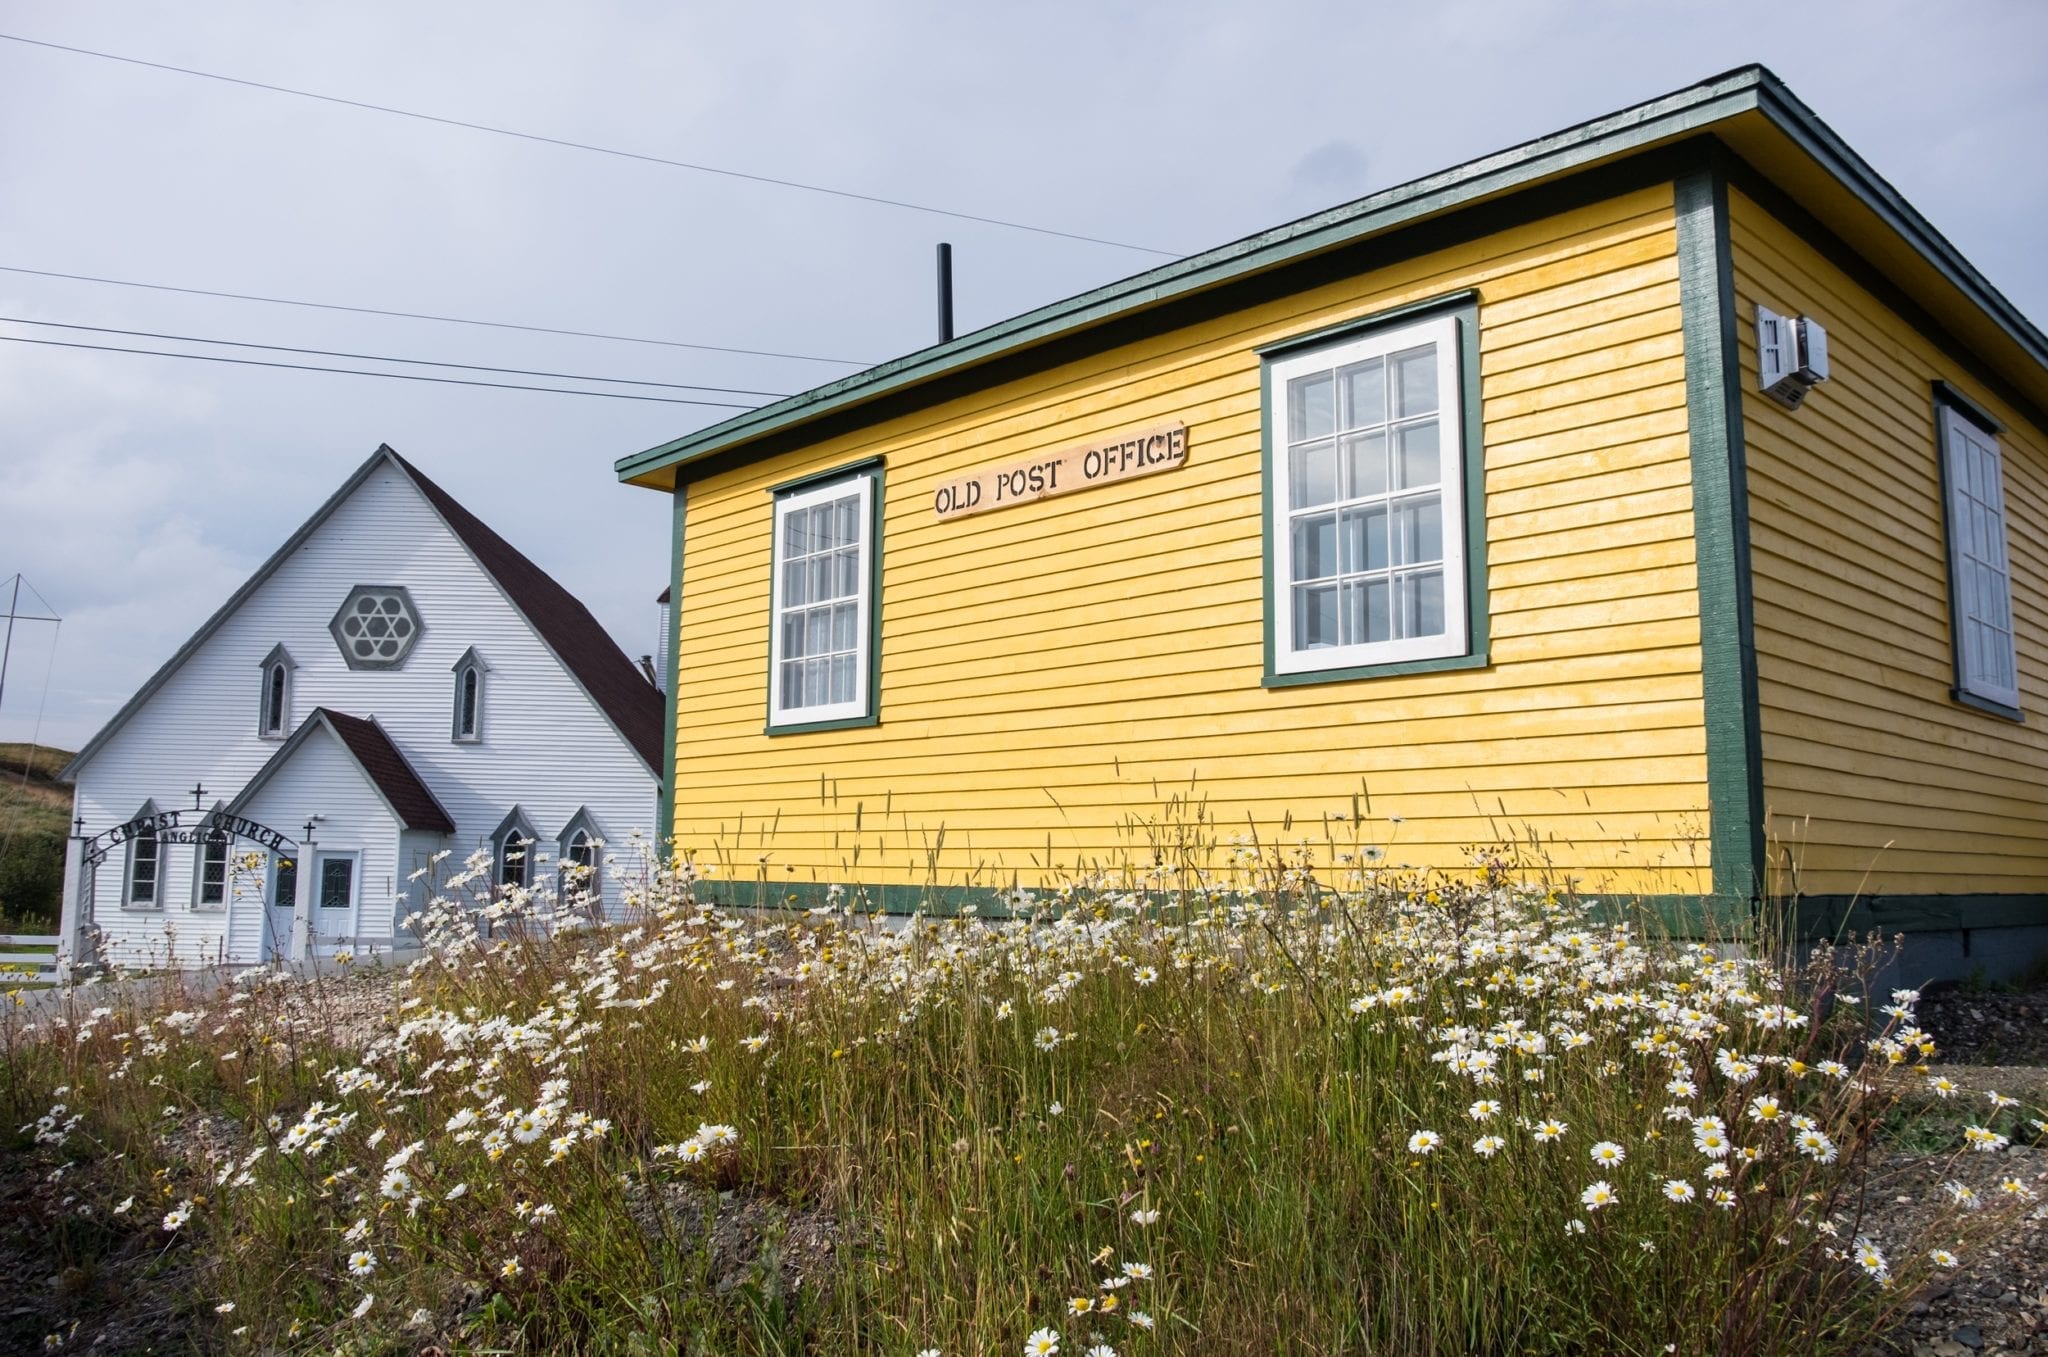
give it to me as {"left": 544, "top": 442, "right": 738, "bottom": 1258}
{"left": 0, "top": 742, "right": 72, "bottom": 927}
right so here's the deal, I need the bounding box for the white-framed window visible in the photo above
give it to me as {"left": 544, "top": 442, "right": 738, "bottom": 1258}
{"left": 768, "top": 470, "right": 877, "bottom": 728}
{"left": 491, "top": 807, "right": 537, "bottom": 893}
{"left": 1938, "top": 397, "right": 2021, "bottom": 713}
{"left": 122, "top": 800, "right": 164, "bottom": 910}
{"left": 258, "top": 643, "right": 295, "bottom": 739}
{"left": 192, "top": 805, "right": 229, "bottom": 910}
{"left": 451, "top": 646, "right": 488, "bottom": 743}
{"left": 1267, "top": 311, "right": 1469, "bottom": 676}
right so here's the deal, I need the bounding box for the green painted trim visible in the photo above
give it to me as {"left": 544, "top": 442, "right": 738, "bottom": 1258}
{"left": 763, "top": 462, "right": 885, "bottom": 737}
{"left": 659, "top": 488, "right": 685, "bottom": 844}
{"left": 1675, "top": 167, "right": 1766, "bottom": 907}
{"left": 763, "top": 713, "right": 880, "bottom": 737}
{"left": 691, "top": 878, "right": 2044, "bottom": 942}
{"left": 1253, "top": 289, "right": 1480, "bottom": 358}
{"left": 687, "top": 879, "right": 1754, "bottom": 938}
{"left": 1259, "top": 297, "right": 1488, "bottom": 687}
{"left": 698, "top": 878, "right": 1010, "bottom": 918}
{"left": 1793, "top": 893, "right": 2048, "bottom": 937}
{"left": 1934, "top": 380, "right": 2004, "bottom": 436}
{"left": 1260, "top": 369, "right": 1275, "bottom": 679}
{"left": 1262, "top": 652, "right": 1489, "bottom": 689}
{"left": 767, "top": 454, "right": 886, "bottom": 497}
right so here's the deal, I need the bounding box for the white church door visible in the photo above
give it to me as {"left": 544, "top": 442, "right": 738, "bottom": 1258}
{"left": 311, "top": 851, "right": 360, "bottom": 954}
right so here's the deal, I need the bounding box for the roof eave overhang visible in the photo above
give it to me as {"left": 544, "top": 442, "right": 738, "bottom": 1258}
{"left": 616, "top": 64, "right": 2047, "bottom": 492}
{"left": 614, "top": 70, "right": 1767, "bottom": 490}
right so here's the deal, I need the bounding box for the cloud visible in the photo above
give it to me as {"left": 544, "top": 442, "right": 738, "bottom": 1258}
{"left": 0, "top": 0, "right": 2043, "bottom": 759}
{"left": 1284, "top": 141, "right": 1371, "bottom": 216}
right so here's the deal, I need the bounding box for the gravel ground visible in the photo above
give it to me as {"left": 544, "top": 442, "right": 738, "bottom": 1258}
{"left": 1857, "top": 982, "right": 2048, "bottom": 1356}
{"left": 1922, "top": 986, "right": 2048, "bottom": 1066}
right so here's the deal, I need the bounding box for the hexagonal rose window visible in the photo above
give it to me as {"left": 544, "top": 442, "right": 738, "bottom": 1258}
{"left": 329, "top": 586, "right": 423, "bottom": 669}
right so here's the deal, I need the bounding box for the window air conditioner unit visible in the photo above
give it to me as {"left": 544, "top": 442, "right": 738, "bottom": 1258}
{"left": 1757, "top": 304, "right": 1829, "bottom": 410}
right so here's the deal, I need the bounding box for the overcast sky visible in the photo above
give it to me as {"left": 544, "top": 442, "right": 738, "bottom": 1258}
{"left": 2, "top": 0, "right": 2044, "bottom": 756}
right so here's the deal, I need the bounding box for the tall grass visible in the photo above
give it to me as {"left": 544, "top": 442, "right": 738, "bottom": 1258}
{"left": 4, "top": 814, "right": 2040, "bottom": 1355}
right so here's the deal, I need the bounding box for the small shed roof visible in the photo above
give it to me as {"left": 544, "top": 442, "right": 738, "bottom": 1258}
{"left": 229, "top": 707, "right": 456, "bottom": 834}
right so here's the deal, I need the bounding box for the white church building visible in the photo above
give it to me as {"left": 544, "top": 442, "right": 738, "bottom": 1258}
{"left": 57, "top": 446, "right": 664, "bottom": 970}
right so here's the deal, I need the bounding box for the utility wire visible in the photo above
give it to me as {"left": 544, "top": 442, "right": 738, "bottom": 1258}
{"left": 0, "top": 334, "right": 764, "bottom": 408}
{"left": 0, "top": 315, "right": 790, "bottom": 397}
{"left": 0, "top": 31, "right": 1184, "bottom": 258}
{"left": 0, "top": 264, "right": 871, "bottom": 366}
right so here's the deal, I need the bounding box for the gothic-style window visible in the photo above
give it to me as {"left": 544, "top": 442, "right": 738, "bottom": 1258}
{"left": 258, "top": 644, "right": 296, "bottom": 739}
{"left": 492, "top": 807, "right": 536, "bottom": 892}
{"left": 194, "top": 819, "right": 229, "bottom": 909}
{"left": 451, "top": 647, "right": 489, "bottom": 743}
{"left": 556, "top": 807, "right": 606, "bottom": 914}
{"left": 124, "top": 800, "right": 163, "bottom": 909}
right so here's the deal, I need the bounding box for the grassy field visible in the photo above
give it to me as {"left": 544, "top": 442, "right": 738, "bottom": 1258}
{"left": 4, "top": 816, "right": 2042, "bottom": 1355}
{"left": 0, "top": 742, "right": 69, "bottom": 930}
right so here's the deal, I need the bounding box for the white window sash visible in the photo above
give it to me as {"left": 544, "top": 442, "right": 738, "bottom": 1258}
{"left": 768, "top": 474, "right": 875, "bottom": 727}
{"left": 1268, "top": 313, "right": 1469, "bottom": 675}
{"left": 1942, "top": 405, "right": 2020, "bottom": 710}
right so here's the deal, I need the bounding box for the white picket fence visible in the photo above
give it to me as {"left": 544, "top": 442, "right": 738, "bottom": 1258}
{"left": 0, "top": 932, "right": 61, "bottom": 986}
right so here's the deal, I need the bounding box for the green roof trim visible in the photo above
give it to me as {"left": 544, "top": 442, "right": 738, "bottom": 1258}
{"left": 616, "top": 64, "right": 2046, "bottom": 489}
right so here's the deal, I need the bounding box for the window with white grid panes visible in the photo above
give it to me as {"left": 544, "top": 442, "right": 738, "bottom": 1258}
{"left": 769, "top": 472, "right": 875, "bottom": 727}
{"left": 1268, "top": 312, "right": 1468, "bottom": 674}
{"left": 1939, "top": 402, "right": 2021, "bottom": 712}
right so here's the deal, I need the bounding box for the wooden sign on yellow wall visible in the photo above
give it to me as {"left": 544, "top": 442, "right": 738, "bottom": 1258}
{"left": 932, "top": 422, "right": 1188, "bottom": 520}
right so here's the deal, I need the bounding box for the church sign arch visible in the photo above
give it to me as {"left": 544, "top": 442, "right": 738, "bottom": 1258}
{"left": 82, "top": 808, "right": 296, "bottom": 868}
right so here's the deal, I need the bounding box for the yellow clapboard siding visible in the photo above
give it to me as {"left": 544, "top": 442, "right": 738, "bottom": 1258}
{"left": 670, "top": 187, "right": 1705, "bottom": 890}
{"left": 683, "top": 696, "right": 1709, "bottom": 770}
{"left": 1482, "top": 480, "right": 1687, "bottom": 540}
{"left": 1485, "top": 456, "right": 1692, "bottom": 519}
{"left": 1763, "top": 746, "right": 2045, "bottom": 824}
{"left": 1483, "top": 310, "right": 1686, "bottom": 389}
{"left": 1491, "top": 535, "right": 1696, "bottom": 591}
{"left": 671, "top": 756, "right": 1714, "bottom": 811}
{"left": 1485, "top": 406, "right": 1691, "bottom": 470}
{"left": 1480, "top": 281, "right": 1677, "bottom": 355}
{"left": 1481, "top": 374, "right": 1688, "bottom": 448}
{"left": 1488, "top": 507, "right": 1695, "bottom": 566}
{"left": 1731, "top": 187, "right": 2048, "bottom": 898}
{"left": 681, "top": 630, "right": 1704, "bottom": 720}
{"left": 1483, "top": 354, "right": 1689, "bottom": 425}
{"left": 1759, "top": 679, "right": 2047, "bottom": 780}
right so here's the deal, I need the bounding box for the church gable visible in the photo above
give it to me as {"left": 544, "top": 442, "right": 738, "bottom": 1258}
{"left": 66, "top": 450, "right": 653, "bottom": 790}
{"left": 60, "top": 448, "right": 661, "bottom": 971}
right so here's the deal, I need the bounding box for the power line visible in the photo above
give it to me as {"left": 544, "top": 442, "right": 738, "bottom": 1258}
{"left": 0, "top": 31, "right": 1184, "bottom": 258}
{"left": 0, "top": 334, "right": 764, "bottom": 408}
{"left": 0, "top": 264, "right": 872, "bottom": 366}
{"left": 0, "top": 315, "right": 790, "bottom": 397}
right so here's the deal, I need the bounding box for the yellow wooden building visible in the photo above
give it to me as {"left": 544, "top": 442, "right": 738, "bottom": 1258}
{"left": 618, "top": 67, "right": 2048, "bottom": 977}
